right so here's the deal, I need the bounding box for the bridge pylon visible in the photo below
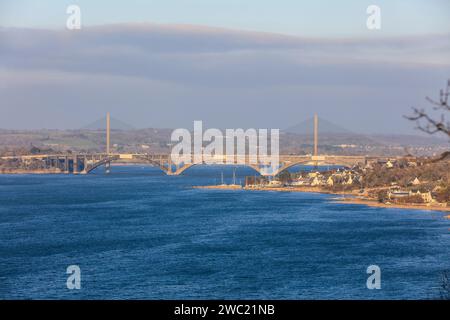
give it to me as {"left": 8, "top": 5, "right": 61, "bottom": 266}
{"left": 313, "top": 114, "right": 319, "bottom": 168}
{"left": 105, "top": 112, "right": 111, "bottom": 174}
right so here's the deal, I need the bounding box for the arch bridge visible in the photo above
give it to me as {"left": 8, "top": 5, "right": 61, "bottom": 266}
{"left": 1, "top": 153, "right": 368, "bottom": 176}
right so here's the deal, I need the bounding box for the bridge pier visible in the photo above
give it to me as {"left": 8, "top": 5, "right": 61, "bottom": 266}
{"left": 79, "top": 156, "right": 86, "bottom": 174}
{"left": 64, "top": 156, "right": 69, "bottom": 173}
{"left": 80, "top": 155, "right": 88, "bottom": 174}
{"left": 73, "top": 155, "right": 78, "bottom": 174}
{"left": 166, "top": 156, "right": 173, "bottom": 175}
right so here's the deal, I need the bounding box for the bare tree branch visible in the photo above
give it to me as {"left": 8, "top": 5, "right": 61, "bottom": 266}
{"left": 429, "top": 151, "right": 450, "bottom": 163}
{"left": 404, "top": 80, "right": 450, "bottom": 138}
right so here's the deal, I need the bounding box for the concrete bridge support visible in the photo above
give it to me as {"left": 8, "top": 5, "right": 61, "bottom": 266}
{"left": 73, "top": 156, "right": 78, "bottom": 174}
{"left": 64, "top": 156, "right": 69, "bottom": 173}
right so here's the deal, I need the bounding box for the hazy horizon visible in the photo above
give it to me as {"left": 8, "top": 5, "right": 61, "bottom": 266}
{"left": 1, "top": 114, "right": 449, "bottom": 142}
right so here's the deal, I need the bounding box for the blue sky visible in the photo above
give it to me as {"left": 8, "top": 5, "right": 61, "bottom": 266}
{"left": 1, "top": 0, "right": 449, "bottom": 36}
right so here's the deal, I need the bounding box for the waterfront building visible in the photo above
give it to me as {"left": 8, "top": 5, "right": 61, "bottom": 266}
{"left": 326, "top": 176, "right": 334, "bottom": 186}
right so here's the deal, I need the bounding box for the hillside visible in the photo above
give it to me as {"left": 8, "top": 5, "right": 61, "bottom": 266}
{"left": 0, "top": 128, "right": 447, "bottom": 157}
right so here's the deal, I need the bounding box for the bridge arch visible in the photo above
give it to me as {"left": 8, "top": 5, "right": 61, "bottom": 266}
{"left": 85, "top": 155, "right": 171, "bottom": 174}
{"left": 85, "top": 159, "right": 313, "bottom": 176}
{"left": 270, "top": 160, "right": 353, "bottom": 176}
{"left": 84, "top": 155, "right": 361, "bottom": 176}
{"left": 271, "top": 160, "right": 311, "bottom": 176}
{"left": 170, "top": 163, "right": 265, "bottom": 176}
{"left": 85, "top": 156, "right": 271, "bottom": 176}
{"left": 84, "top": 156, "right": 119, "bottom": 174}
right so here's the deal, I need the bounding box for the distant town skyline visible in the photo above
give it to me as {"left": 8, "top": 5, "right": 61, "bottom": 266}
{"left": 0, "top": 1, "right": 449, "bottom": 135}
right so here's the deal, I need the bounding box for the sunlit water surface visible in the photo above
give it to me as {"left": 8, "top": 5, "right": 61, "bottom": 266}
{"left": 0, "top": 166, "right": 449, "bottom": 299}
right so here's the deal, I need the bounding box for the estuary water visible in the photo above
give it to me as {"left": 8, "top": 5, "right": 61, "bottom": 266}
{"left": 0, "top": 165, "right": 449, "bottom": 299}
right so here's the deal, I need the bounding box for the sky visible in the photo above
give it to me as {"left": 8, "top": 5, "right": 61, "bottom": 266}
{"left": 1, "top": 0, "right": 450, "bottom": 36}
{"left": 0, "top": 1, "right": 450, "bottom": 133}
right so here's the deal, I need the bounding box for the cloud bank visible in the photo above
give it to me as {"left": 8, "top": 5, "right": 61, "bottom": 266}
{"left": 1, "top": 23, "right": 449, "bottom": 132}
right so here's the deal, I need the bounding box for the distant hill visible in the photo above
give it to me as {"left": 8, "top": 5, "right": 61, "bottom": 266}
{"left": 285, "top": 116, "right": 351, "bottom": 135}
{"left": 0, "top": 122, "right": 447, "bottom": 156}
{"left": 284, "top": 116, "right": 448, "bottom": 146}
{"left": 368, "top": 133, "right": 449, "bottom": 147}
{"left": 82, "top": 117, "right": 134, "bottom": 131}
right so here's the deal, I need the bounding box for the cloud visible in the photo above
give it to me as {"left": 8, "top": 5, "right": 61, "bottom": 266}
{"left": 0, "top": 23, "right": 449, "bottom": 131}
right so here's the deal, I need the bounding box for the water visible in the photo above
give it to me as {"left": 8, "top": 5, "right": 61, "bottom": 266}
{"left": 0, "top": 165, "right": 449, "bottom": 299}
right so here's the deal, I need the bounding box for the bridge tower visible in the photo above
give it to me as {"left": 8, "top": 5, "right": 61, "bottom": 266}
{"left": 105, "top": 112, "right": 111, "bottom": 174}
{"left": 106, "top": 112, "right": 110, "bottom": 155}
{"left": 313, "top": 114, "right": 319, "bottom": 168}
{"left": 314, "top": 113, "right": 318, "bottom": 157}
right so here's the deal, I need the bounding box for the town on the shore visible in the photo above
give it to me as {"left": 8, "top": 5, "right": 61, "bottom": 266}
{"left": 199, "top": 156, "right": 450, "bottom": 211}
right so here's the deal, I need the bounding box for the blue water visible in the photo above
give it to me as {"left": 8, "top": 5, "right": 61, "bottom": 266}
{"left": 0, "top": 165, "right": 449, "bottom": 299}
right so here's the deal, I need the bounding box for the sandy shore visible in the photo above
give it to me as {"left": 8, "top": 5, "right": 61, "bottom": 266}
{"left": 196, "top": 184, "right": 356, "bottom": 195}
{"left": 194, "top": 184, "right": 450, "bottom": 213}
{"left": 243, "top": 186, "right": 355, "bottom": 195}
{"left": 334, "top": 197, "right": 450, "bottom": 212}
{"left": 194, "top": 184, "right": 242, "bottom": 190}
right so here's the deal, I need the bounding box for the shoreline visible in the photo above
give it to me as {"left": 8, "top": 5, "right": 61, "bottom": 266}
{"left": 193, "top": 184, "right": 242, "bottom": 190}
{"left": 0, "top": 169, "right": 64, "bottom": 174}
{"left": 334, "top": 197, "right": 450, "bottom": 213}
{"left": 195, "top": 184, "right": 356, "bottom": 195}
{"left": 194, "top": 185, "right": 450, "bottom": 213}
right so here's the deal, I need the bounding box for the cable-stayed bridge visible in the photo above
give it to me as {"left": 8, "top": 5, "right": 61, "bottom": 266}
{"left": 0, "top": 153, "right": 370, "bottom": 176}
{"left": 0, "top": 114, "right": 389, "bottom": 176}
